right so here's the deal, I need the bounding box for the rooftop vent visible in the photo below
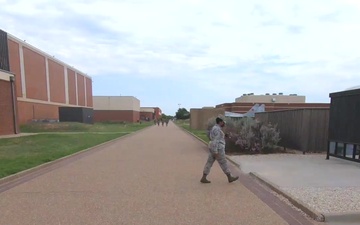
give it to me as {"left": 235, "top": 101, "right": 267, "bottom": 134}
{"left": 272, "top": 93, "right": 277, "bottom": 95}
{"left": 265, "top": 93, "right": 270, "bottom": 95}
{"left": 279, "top": 92, "right": 283, "bottom": 95}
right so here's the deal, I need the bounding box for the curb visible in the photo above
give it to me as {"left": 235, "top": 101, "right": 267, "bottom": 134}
{"left": 0, "top": 125, "right": 153, "bottom": 188}
{"left": 323, "top": 211, "right": 360, "bottom": 223}
{"left": 249, "top": 172, "right": 325, "bottom": 222}
{"left": 175, "top": 124, "right": 241, "bottom": 170}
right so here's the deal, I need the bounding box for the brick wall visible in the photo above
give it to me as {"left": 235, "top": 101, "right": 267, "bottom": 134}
{"left": 77, "top": 73, "right": 85, "bottom": 106}
{"left": 0, "top": 80, "right": 16, "bottom": 135}
{"left": 67, "top": 69, "right": 77, "bottom": 105}
{"left": 48, "top": 59, "right": 66, "bottom": 103}
{"left": 6, "top": 33, "right": 94, "bottom": 125}
{"left": 23, "top": 47, "right": 48, "bottom": 101}
{"left": 140, "top": 112, "right": 153, "bottom": 120}
{"left": 7, "top": 39, "right": 22, "bottom": 97}
{"left": 17, "top": 101, "right": 59, "bottom": 124}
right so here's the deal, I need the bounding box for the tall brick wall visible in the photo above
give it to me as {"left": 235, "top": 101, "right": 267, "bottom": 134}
{"left": 0, "top": 80, "right": 16, "bottom": 135}
{"left": 7, "top": 39, "right": 22, "bottom": 97}
{"left": 77, "top": 73, "right": 85, "bottom": 106}
{"left": 86, "top": 77, "right": 93, "bottom": 107}
{"left": 67, "top": 69, "right": 77, "bottom": 105}
{"left": 5, "top": 33, "right": 94, "bottom": 125}
{"left": 23, "top": 47, "right": 48, "bottom": 101}
{"left": 48, "top": 59, "right": 66, "bottom": 103}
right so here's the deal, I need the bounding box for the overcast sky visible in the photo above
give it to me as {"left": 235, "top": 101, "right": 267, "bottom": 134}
{"left": 1, "top": 0, "right": 360, "bottom": 115}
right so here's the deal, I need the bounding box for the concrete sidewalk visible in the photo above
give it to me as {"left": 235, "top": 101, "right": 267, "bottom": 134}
{"left": 0, "top": 123, "right": 312, "bottom": 225}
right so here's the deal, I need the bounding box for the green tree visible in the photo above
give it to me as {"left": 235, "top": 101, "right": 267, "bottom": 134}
{"left": 175, "top": 108, "right": 190, "bottom": 120}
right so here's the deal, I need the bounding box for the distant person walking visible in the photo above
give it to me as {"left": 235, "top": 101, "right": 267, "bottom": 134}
{"left": 200, "top": 117, "right": 239, "bottom": 184}
{"left": 166, "top": 119, "right": 169, "bottom": 126}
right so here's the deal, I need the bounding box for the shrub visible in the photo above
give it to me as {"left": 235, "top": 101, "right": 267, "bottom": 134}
{"left": 206, "top": 116, "right": 281, "bottom": 154}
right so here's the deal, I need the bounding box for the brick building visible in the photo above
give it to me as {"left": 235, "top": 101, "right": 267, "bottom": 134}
{"left": 0, "top": 70, "right": 18, "bottom": 135}
{"left": 93, "top": 96, "right": 140, "bottom": 122}
{"left": 0, "top": 29, "right": 93, "bottom": 126}
{"left": 140, "top": 107, "right": 162, "bottom": 121}
{"left": 217, "top": 93, "right": 329, "bottom": 114}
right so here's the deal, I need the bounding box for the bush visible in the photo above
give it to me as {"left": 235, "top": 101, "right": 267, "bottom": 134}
{"left": 206, "top": 116, "right": 281, "bottom": 154}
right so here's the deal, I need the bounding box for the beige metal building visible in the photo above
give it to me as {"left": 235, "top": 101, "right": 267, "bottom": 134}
{"left": 235, "top": 93, "right": 306, "bottom": 104}
{"left": 190, "top": 107, "right": 225, "bottom": 130}
{"left": 93, "top": 96, "right": 140, "bottom": 122}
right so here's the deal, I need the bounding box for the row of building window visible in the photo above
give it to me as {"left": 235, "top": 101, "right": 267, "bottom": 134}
{"left": 329, "top": 141, "right": 360, "bottom": 160}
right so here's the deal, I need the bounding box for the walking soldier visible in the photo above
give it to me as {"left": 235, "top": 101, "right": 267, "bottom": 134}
{"left": 201, "top": 117, "right": 239, "bottom": 183}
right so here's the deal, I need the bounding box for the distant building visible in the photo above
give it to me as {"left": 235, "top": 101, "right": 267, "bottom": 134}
{"left": 153, "top": 107, "right": 162, "bottom": 120}
{"left": 93, "top": 96, "right": 140, "bottom": 123}
{"left": 235, "top": 93, "right": 305, "bottom": 104}
{"left": 190, "top": 107, "right": 225, "bottom": 130}
{"left": 217, "top": 93, "right": 329, "bottom": 114}
{"left": 140, "top": 107, "right": 155, "bottom": 121}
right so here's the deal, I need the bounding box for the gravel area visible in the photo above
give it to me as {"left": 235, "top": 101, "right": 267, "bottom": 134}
{"left": 229, "top": 153, "right": 360, "bottom": 215}
{"left": 282, "top": 187, "right": 360, "bottom": 214}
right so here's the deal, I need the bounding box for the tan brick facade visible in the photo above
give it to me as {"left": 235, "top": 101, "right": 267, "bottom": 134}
{"left": 190, "top": 108, "right": 225, "bottom": 130}
{"left": 94, "top": 110, "right": 140, "bottom": 123}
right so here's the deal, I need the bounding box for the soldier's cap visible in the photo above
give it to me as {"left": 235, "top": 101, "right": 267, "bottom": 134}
{"left": 216, "top": 117, "right": 225, "bottom": 124}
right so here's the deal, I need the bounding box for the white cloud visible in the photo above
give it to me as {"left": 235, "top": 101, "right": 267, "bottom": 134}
{"left": 0, "top": 0, "right": 359, "bottom": 106}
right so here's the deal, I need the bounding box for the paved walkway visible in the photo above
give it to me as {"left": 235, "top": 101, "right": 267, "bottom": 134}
{"left": 0, "top": 123, "right": 316, "bottom": 225}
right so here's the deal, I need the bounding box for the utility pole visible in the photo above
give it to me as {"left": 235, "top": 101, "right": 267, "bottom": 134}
{"left": 178, "top": 103, "right": 181, "bottom": 109}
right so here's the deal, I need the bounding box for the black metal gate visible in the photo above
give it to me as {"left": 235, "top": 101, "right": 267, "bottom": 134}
{"left": 0, "top": 29, "right": 10, "bottom": 72}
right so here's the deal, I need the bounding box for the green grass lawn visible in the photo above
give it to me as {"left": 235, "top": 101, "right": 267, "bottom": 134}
{"left": 0, "top": 122, "right": 152, "bottom": 179}
{"left": 20, "top": 121, "right": 152, "bottom": 133}
{"left": 176, "top": 120, "right": 209, "bottom": 143}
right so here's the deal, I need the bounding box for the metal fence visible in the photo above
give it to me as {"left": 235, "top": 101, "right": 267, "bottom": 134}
{"left": 0, "top": 29, "right": 10, "bottom": 71}
{"left": 327, "top": 88, "right": 360, "bottom": 162}
{"left": 255, "top": 109, "right": 330, "bottom": 153}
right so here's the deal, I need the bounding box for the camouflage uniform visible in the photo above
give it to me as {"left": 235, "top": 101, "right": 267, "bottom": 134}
{"left": 203, "top": 124, "right": 231, "bottom": 175}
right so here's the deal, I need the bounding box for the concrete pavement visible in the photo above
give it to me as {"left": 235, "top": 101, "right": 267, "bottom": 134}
{"left": 0, "top": 122, "right": 313, "bottom": 225}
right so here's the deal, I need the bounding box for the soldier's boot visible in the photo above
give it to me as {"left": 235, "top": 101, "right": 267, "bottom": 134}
{"left": 200, "top": 174, "right": 211, "bottom": 183}
{"left": 226, "top": 173, "right": 239, "bottom": 183}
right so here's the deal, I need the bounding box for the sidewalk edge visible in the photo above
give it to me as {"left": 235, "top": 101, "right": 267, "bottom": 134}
{"left": 249, "top": 172, "right": 325, "bottom": 222}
